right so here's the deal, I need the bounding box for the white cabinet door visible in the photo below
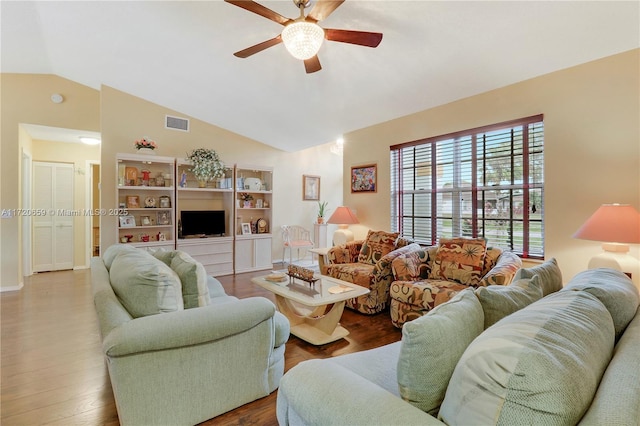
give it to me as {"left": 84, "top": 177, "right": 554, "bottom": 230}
{"left": 234, "top": 238, "right": 253, "bottom": 273}
{"left": 33, "top": 162, "right": 74, "bottom": 272}
{"left": 254, "top": 237, "right": 272, "bottom": 270}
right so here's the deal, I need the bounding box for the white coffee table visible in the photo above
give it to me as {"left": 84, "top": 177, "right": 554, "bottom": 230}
{"left": 252, "top": 274, "right": 370, "bottom": 345}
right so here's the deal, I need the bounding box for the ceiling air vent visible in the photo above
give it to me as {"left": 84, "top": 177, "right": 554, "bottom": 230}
{"left": 165, "top": 115, "right": 189, "bottom": 132}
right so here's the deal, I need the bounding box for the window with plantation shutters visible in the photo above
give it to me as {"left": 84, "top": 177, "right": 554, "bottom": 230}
{"left": 390, "top": 115, "right": 544, "bottom": 259}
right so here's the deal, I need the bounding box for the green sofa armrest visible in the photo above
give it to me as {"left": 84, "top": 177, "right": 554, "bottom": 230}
{"left": 103, "top": 297, "right": 278, "bottom": 357}
{"left": 277, "top": 360, "right": 444, "bottom": 426}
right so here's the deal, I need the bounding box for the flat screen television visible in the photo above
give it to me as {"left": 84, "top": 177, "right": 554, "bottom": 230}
{"left": 180, "top": 210, "right": 225, "bottom": 237}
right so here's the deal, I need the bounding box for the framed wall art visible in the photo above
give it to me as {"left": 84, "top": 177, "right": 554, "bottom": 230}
{"left": 351, "top": 164, "right": 377, "bottom": 193}
{"left": 303, "top": 175, "right": 320, "bottom": 201}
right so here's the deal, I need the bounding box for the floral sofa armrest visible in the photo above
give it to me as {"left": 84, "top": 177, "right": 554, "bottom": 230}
{"left": 478, "top": 251, "right": 523, "bottom": 287}
{"left": 328, "top": 240, "right": 364, "bottom": 265}
{"left": 391, "top": 246, "right": 438, "bottom": 281}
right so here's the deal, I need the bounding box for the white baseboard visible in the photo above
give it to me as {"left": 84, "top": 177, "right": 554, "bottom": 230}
{"left": 0, "top": 282, "right": 24, "bottom": 292}
{"left": 73, "top": 265, "right": 89, "bottom": 270}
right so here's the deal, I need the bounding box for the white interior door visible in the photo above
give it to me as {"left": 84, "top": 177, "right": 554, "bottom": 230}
{"left": 33, "top": 162, "right": 74, "bottom": 272}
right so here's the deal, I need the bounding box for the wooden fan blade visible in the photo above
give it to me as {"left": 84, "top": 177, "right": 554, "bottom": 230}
{"left": 225, "top": 0, "right": 292, "bottom": 26}
{"left": 233, "top": 35, "right": 282, "bottom": 58}
{"left": 307, "top": 0, "right": 345, "bottom": 23}
{"left": 304, "top": 55, "right": 322, "bottom": 73}
{"left": 325, "top": 29, "right": 383, "bottom": 47}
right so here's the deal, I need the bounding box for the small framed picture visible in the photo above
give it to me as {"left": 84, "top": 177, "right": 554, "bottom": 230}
{"left": 140, "top": 215, "right": 151, "bottom": 226}
{"left": 159, "top": 196, "right": 171, "bottom": 208}
{"left": 126, "top": 195, "right": 140, "bottom": 208}
{"left": 241, "top": 223, "right": 252, "bottom": 235}
{"left": 119, "top": 215, "right": 136, "bottom": 228}
{"left": 157, "top": 232, "right": 166, "bottom": 241}
{"left": 351, "top": 164, "right": 377, "bottom": 193}
{"left": 303, "top": 175, "right": 320, "bottom": 201}
{"left": 157, "top": 211, "right": 171, "bottom": 225}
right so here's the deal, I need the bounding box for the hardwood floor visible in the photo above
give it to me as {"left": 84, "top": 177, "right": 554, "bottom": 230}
{"left": 1, "top": 267, "right": 402, "bottom": 425}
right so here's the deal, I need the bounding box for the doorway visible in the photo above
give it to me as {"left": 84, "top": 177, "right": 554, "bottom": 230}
{"left": 32, "top": 161, "right": 74, "bottom": 272}
{"left": 90, "top": 163, "right": 101, "bottom": 257}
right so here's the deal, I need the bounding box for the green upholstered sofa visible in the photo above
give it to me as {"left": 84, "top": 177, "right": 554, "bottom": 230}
{"left": 389, "top": 240, "right": 522, "bottom": 328}
{"left": 90, "top": 244, "right": 290, "bottom": 426}
{"left": 277, "top": 263, "right": 640, "bottom": 425}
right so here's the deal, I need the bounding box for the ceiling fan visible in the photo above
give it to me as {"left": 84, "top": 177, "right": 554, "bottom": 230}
{"left": 225, "top": 0, "right": 383, "bottom": 73}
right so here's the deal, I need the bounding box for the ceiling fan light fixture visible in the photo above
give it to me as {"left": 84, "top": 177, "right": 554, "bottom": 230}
{"left": 281, "top": 21, "right": 324, "bottom": 60}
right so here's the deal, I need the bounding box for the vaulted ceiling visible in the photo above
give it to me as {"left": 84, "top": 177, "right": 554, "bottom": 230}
{"left": 2, "top": 1, "right": 638, "bottom": 151}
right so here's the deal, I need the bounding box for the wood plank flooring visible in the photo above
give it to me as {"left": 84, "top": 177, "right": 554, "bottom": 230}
{"left": 1, "top": 267, "right": 401, "bottom": 425}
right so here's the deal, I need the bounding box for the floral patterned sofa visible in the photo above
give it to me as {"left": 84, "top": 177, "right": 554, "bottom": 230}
{"left": 326, "top": 230, "right": 421, "bottom": 315}
{"left": 389, "top": 237, "right": 522, "bottom": 328}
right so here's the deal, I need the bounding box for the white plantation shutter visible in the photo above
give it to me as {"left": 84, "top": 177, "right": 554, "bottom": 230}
{"left": 391, "top": 115, "right": 544, "bottom": 258}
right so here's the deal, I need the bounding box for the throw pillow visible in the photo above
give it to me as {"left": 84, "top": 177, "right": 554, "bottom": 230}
{"left": 428, "top": 237, "right": 487, "bottom": 286}
{"left": 439, "top": 291, "right": 615, "bottom": 426}
{"left": 513, "top": 257, "right": 562, "bottom": 296}
{"left": 151, "top": 248, "right": 176, "bottom": 266}
{"left": 170, "top": 250, "right": 211, "bottom": 309}
{"left": 475, "top": 276, "right": 543, "bottom": 329}
{"left": 102, "top": 243, "right": 139, "bottom": 270}
{"left": 109, "top": 249, "right": 184, "bottom": 318}
{"left": 561, "top": 268, "right": 639, "bottom": 341}
{"left": 397, "top": 289, "right": 484, "bottom": 416}
{"left": 357, "top": 230, "right": 399, "bottom": 265}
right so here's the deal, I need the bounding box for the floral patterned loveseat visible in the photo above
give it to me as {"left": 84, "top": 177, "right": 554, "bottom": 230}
{"left": 389, "top": 237, "right": 522, "bottom": 328}
{"left": 326, "top": 230, "right": 421, "bottom": 315}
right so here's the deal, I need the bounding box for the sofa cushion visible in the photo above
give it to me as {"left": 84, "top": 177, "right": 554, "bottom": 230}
{"left": 439, "top": 291, "right": 615, "bottom": 426}
{"left": 357, "top": 230, "right": 399, "bottom": 265}
{"left": 514, "top": 257, "right": 562, "bottom": 296}
{"left": 170, "top": 251, "right": 211, "bottom": 309}
{"left": 429, "top": 237, "right": 487, "bottom": 286}
{"left": 109, "top": 249, "right": 184, "bottom": 318}
{"left": 327, "top": 263, "right": 375, "bottom": 288}
{"left": 475, "top": 276, "right": 544, "bottom": 329}
{"left": 561, "top": 268, "right": 639, "bottom": 341}
{"left": 580, "top": 307, "right": 640, "bottom": 425}
{"left": 103, "top": 243, "right": 139, "bottom": 270}
{"left": 397, "top": 289, "right": 484, "bottom": 416}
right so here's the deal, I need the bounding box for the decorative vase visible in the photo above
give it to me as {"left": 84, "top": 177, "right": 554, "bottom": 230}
{"left": 198, "top": 180, "right": 207, "bottom": 188}
{"left": 137, "top": 147, "right": 155, "bottom": 155}
{"left": 317, "top": 217, "right": 324, "bottom": 224}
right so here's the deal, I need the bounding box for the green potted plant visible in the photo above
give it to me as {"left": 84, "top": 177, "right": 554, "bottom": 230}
{"left": 317, "top": 201, "right": 328, "bottom": 224}
{"left": 185, "top": 148, "right": 225, "bottom": 187}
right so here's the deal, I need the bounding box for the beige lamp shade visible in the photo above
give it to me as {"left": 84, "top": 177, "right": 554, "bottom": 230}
{"left": 327, "top": 206, "right": 359, "bottom": 246}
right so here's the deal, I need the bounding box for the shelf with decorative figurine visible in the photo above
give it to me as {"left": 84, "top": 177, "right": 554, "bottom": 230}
{"left": 234, "top": 164, "right": 273, "bottom": 273}
{"left": 116, "top": 150, "right": 175, "bottom": 250}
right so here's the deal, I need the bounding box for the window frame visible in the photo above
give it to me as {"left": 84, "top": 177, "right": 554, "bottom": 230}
{"left": 390, "top": 114, "right": 544, "bottom": 259}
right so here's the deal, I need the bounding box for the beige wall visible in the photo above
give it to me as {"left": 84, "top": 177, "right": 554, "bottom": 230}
{"left": 100, "top": 86, "right": 343, "bottom": 254}
{"left": 1, "top": 74, "right": 100, "bottom": 289}
{"left": 343, "top": 48, "right": 640, "bottom": 282}
{"left": 31, "top": 140, "right": 100, "bottom": 267}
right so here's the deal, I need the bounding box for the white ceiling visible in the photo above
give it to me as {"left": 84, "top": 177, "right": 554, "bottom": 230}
{"left": 2, "top": 1, "right": 639, "bottom": 152}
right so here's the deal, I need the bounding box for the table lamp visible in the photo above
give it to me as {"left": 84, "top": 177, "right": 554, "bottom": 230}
{"left": 573, "top": 203, "right": 640, "bottom": 287}
{"left": 327, "top": 206, "right": 359, "bottom": 246}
